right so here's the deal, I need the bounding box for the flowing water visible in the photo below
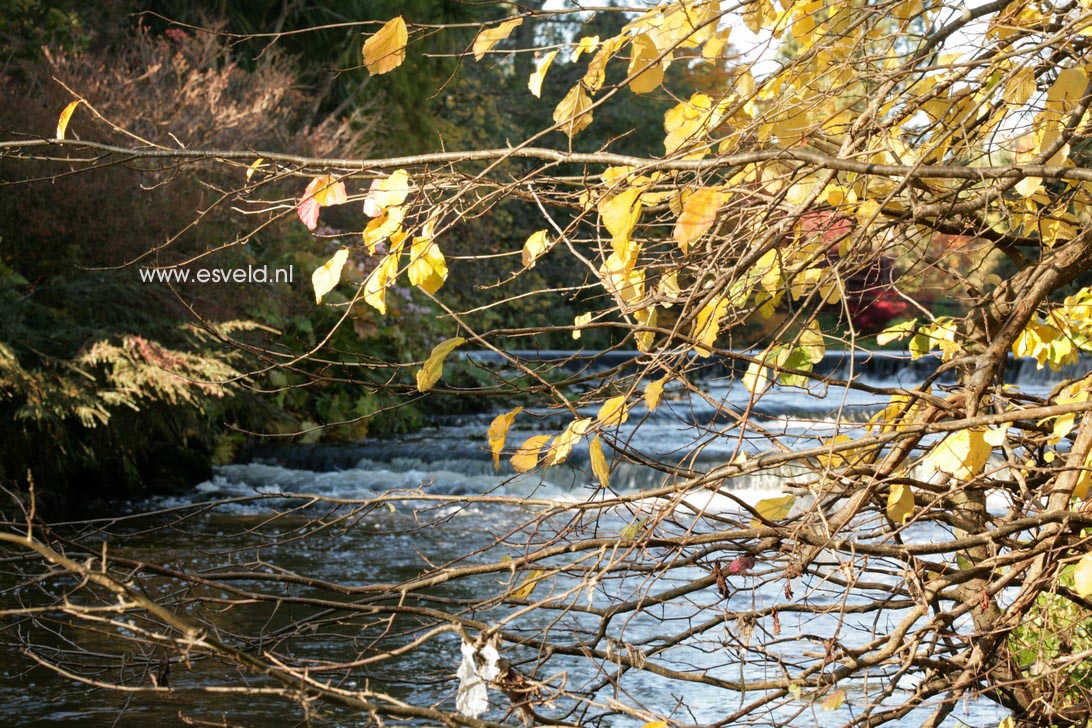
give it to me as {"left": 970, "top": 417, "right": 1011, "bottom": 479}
{"left": 2, "top": 351, "right": 1079, "bottom": 726}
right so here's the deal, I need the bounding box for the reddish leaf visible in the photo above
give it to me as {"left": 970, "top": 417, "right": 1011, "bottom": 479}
{"left": 298, "top": 196, "right": 320, "bottom": 230}
{"left": 728, "top": 553, "right": 756, "bottom": 575}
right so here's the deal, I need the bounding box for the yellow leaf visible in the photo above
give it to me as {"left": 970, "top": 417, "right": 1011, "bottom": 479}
{"left": 925, "top": 429, "right": 992, "bottom": 481}
{"left": 363, "top": 252, "right": 399, "bottom": 314}
{"left": 583, "top": 35, "right": 625, "bottom": 92}
{"left": 407, "top": 236, "right": 448, "bottom": 295}
{"left": 693, "top": 296, "right": 730, "bottom": 357}
{"left": 488, "top": 406, "right": 523, "bottom": 470}
{"left": 752, "top": 495, "right": 795, "bottom": 526}
{"left": 473, "top": 18, "right": 522, "bottom": 61}
{"left": 246, "top": 158, "right": 265, "bottom": 182}
{"left": 312, "top": 248, "right": 350, "bottom": 304}
{"left": 512, "top": 569, "right": 545, "bottom": 599}
{"left": 627, "top": 34, "right": 663, "bottom": 94}
{"left": 56, "top": 100, "right": 82, "bottom": 140}
{"left": 544, "top": 418, "right": 593, "bottom": 466}
{"left": 702, "top": 28, "right": 731, "bottom": 59}
{"left": 573, "top": 312, "right": 592, "bottom": 340}
{"left": 645, "top": 377, "right": 666, "bottom": 412}
{"left": 634, "top": 306, "right": 656, "bottom": 352}
{"left": 1075, "top": 553, "right": 1092, "bottom": 598}
{"left": 571, "top": 35, "right": 599, "bottom": 62}
{"left": 599, "top": 188, "right": 643, "bottom": 258}
{"left": 589, "top": 435, "right": 610, "bottom": 487}
{"left": 658, "top": 270, "right": 681, "bottom": 305}
{"left": 363, "top": 16, "right": 408, "bottom": 75}
{"left": 876, "top": 319, "right": 918, "bottom": 346}
{"left": 673, "top": 187, "right": 726, "bottom": 252}
{"left": 553, "top": 84, "right": 594, "bottom": 138}
{"left": 363, "top": 170, "right": 412, "bottom": 217}
{"left": 363, "top": 206, "right": 406, "bottom": 254}
{"left": 887, "top": 483, "right": 915, "bottom": 525}
{"left": 743, "top": 361, "right": 770, "bottom": 395}
{"left": 528, "top": 49, "right": 559, "bottom": 98}
{"left": 512, "top": 434, "right": 552, "bottom": 473}
{"left": 599, "top": 252, "right": 645, "bottom": 304}
{"left": 522, "top": 229, "right": 551, "bottom": 268}
{"left": 642, "top": 722, "right": 668, "bottom": 728}
{"left": 821, "top": 689, "right": 846, "bottom": 711}
{"left": 415, "top": 337, "right": 467, "bottom": 393}
{"left": 598, "top": 395, "right": 629, "bottom": 427}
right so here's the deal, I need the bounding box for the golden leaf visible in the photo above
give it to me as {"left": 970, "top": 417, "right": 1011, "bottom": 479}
{"left": 522, "top": 229, "right": 551, "bottom": 268}
{"left": 407, "top": 236, "right": 448, "bottom": 295}
{"left": 627, "top": 34, "right": 663, "bottom": 94}
{"left": 528, "top": 49, "right": 559, "bottom": 98}
{"left": 673, "top": 187, "right": 727, "bottom": 252}
{"left": 415, "top": 337, "right": 467, "bottom": 393}
{"left": 363, "top": 206, "right": 406, "bottom": 254}
{"left": 553, "top": 84, "right": 594, "bottom": 138}
{"left": 544, "top": 418, "right": 593, "bottom": 466}
{"left": 1075, "top": 553, "right": 1092, "bottom": 598}
{"left": 571, "top": 35, "right": 599, "bottom": 62}
{"left": 644, "top": 377, "right": 666, "bottom": 412}
{"left": 56, "top": 100, "right": 82, "bottom": 140}
{"left": 599, "top": 188, "right": 644, "bottom": 261}
{"left": 598, "top": 395, "right": 630, "bottom": 427}
{"left": 589, "top": 436, "right": 610, "bottom": 487}
{"left": 642, "top": 722, "right": 668, "bottom": 728}
{"left": 363, "top": 253, "right": 399, "bottom": 314}
{"left": 363, "top": 16, "right": 408, "bottom": 75}
{"left": 363, "top": 170, "right": 412, "bottom": 217}
{"left": 702, "top": 28, "right": 731, "bottom": 59}
{"left": 246, "top": 158, "right": 265, "bottom": 182}
{"left": 583, "top": 36, "right": 625, "bottom": 92}
{"left": 473, "top": 18, "right": 522, "bottom": 61}
{"left": 487, "top": 406, "right": 523, "bottom": 470}
{"left": 512, "top": 434, "right": 552, "bottom": 473}
{"left": 887, "top": 483, "right": 915, "bottom": 525}
{"left": 925, "top": 429, "right": 992, "bottom": 481}
{"left": 311, "top": 248, "right": 350, "bottom": 304}
{"left": 573, "top": 312, "right": 592, "bottom": 340}
{"left": 599, "top": 252, "right": 645, "bottom": 304}
{"left": 512, "top": 569, "right": 545, "bottom": 599}
{"left": 693, "top": 295, "right": 730, "bottom": 357}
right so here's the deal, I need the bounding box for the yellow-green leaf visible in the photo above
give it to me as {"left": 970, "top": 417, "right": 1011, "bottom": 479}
{"left": 673, "top": 187, "right": 726, "bottom": 252}
{"left": 473, "top": 18, "right": 522, "bottom": 61}
{"left": 887, "top": 483, "right": 915, "bottom": 525}
{"left": 415, "top": 337, "right": 466, "bottom": 393}
{"left": 752, "top": 495, "right": 795, "bottom": 526}
{"left": 743, "top": 361, "right": 770, "bottom": 395}
{"left": 512, "top": 434, "right": 552, "bottom": 473}
{"left": 553, "top": 84, "right": 594, "bottom": 138}
{"left": 876, "top": 319, "right": 918, "bottom": 346}
{"left": 512, "top": 568, "right": 545, "bottom": 599}
{"left": 589, "top": 435, "right": 610, "bottom": 487}
{"left": 312, "top": 248, "right": 350, "bottom": 304}
{"left": 363, "top": 16, "right": 408, "bottom": 75}
{"left": 56, "top": 100, "right": 82, "bottom": 140}
{"left": 597, "top": 395, "right": 629, "bottom": 427}
{"left": 627, "top": 33, "right": 663, "bottom": 94}
{"left": 1075, "top": 553, "right": 1092, "bottom": 598}
{"left": 528, "top": 49, "right": 559, "bottom": 97}
{"left": 522, "top": 229, "right": 551, "bottom": 268}
{"left": 487, "top": 406, "right": 523, "bottom": 470}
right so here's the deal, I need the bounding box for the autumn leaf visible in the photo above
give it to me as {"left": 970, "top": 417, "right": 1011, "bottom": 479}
{"left": 522, "top": 230, "right": 551, "bottom": 268}
{"left": 298, "top": 176, "right": 347, "bottom": 231}
{"left": 589, "top": 436, "right": 610, "bottom": 487}
{"left": 528, "top": 49, "right": 559, "bottom": 97}
{"left": 752, "top": 495, "right": 795, "bottom": 527}
{"left": 821, "top": 689, "right": 846, "bottom": 711}
{"left": 1075, "top": 553, "right": 1092, "bottom": 598}
{"left": 363, "top": 206, "right": 406, "bottom": 254}
{"left": 693, "top": 295, "right": 730, "bottom": 357}
{"left": 363, "top": 253, "right": 400, "bottom": 314}
{"left": 627, "top": 34, "right": 664, "bottom": 94}
{"left": 572, "top": 312, "right": 592, "bottom": 340}
{"left": 246, "top": 158, "right": 266, "bottom": 182}
{"left": 56, "top": 100, "right": 83, "bottom": 140}
{"left": 597, "top": 395, "right": 629, "bottom": 427}
{"left": 673, "top": 187, "right": 727, "bottom": 252}
{"left": 415, "top": 337, "right": 467, "bottom": 393}
{"left": 644, "top": 377, "right": 666, "bottom": 411}
{"left": 642, "top": 722, "right": 668, "bottom": 728}
{"left": 887, "top": 483, "right": 915, "bottom": 525}
{"left": 407, "top": 236, "right": 448, "bottom": 295}
{"left": 312, "top": 248, "right": 349, "bottom": 304}
{"left": 473, "top": 18, "right": 522, "bottom": 61}
{"left": 363, "top": 170, "right": 412, "bottom": 217}
{"left": 512, "top": 434, "right": 552, "bottom": 473}
{"left": 925, "top": 429, "right": 992, "bottom": 480}
{"left": 599, "top": 188, "right": 643, "bottom": 259}
{"left": 554, "top": 84, "right": 594, "bottom": 138}
{"left": 363, "top": 17, "right": 408, "bottom": 75}
{"left": 512, "top": 568, "right": 545, "bottom": 599}
{"left": 487, "top": 406, "right": 523, "bottom": 470}
{"left": 544, "top": 418, "right": 592, "bottom": 466}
